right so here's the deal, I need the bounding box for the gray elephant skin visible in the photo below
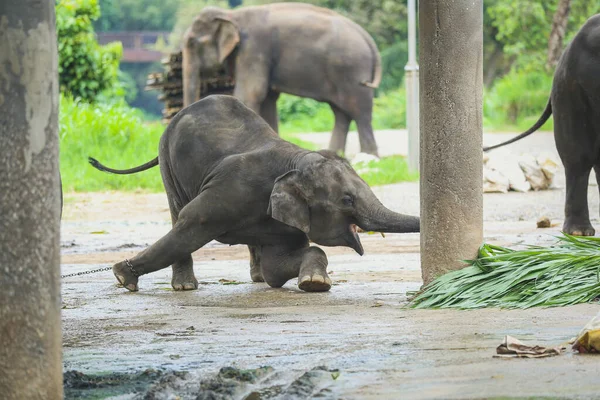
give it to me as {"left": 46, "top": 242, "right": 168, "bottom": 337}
{"left": 183, "top": 3, "right": 381, "bottom": 156}
{"left": 484, "top": 14, "right": 600, "bottom": 236}
{"left": 89, "top": 95, "right": 419, "bottom": 293}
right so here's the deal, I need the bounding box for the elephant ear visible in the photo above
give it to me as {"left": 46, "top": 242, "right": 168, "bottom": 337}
{"left": 267, "top": 170, "right": 310, "bottom": 234}
{"left": 215, "top": 17, "right": 240, "bottom": 63}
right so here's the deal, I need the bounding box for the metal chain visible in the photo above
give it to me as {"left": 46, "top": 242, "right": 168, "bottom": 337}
{"left": 61, "top": 266, "right": 113, "bottom": 279}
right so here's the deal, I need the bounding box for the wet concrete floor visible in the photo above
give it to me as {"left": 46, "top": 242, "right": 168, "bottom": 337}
{"left": 61, "top": 190, "right": 600, "bottom": 399}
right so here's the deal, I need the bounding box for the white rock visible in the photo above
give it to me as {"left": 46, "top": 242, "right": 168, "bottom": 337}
{"left": 485, "top": 153, "right": 531, "bottom": 193}
{"left": 519, "top": 154, "right": 550, "bottom": 191}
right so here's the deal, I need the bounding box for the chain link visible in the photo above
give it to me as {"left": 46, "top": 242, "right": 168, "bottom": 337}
{"left": 61, "top": 266, "right": 113, "bottom": 279}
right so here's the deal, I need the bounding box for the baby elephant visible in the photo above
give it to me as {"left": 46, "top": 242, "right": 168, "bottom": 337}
{"left": 89, "top": 95, "right": 419, "bottom": 292}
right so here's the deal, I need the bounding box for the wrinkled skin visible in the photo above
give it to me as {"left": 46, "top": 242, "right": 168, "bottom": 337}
{"left": 89, "top": 95, "right": 419, "bottom": 293}
{"left": 182, "top": 3, "right": 382, "bottom": 156}
{"left": 484, "top": 14, "right": 600, "bottom": 236}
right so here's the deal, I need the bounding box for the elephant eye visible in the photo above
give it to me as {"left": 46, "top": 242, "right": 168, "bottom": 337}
{"left": 342, "top": 195, "right": 354, "bottom": 207}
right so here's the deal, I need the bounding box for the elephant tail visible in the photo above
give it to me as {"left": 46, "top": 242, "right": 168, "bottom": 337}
{"left": 88, "top": 156, "right": 159, "bottom": 175}
{"left": 483, "top": 99, "right": 553, "bottom": 152}
{"left": 358, "top": 28, "right": 381, "bottom": 89}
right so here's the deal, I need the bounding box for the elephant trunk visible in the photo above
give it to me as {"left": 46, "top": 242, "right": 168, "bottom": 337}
{"left": 355, "top": 192, "right": 420, "bottom": 233}
{"left": 183, "top": 51, "right": 200, "bottom": 108}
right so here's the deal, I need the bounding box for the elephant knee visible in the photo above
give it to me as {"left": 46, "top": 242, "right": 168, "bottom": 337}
{"left": 262, "top": 272, "right": 286, "bottom": 288}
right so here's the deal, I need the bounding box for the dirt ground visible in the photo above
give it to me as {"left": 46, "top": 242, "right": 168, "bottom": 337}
{"left": 61, "top": 131, "right": 600, "bottom": 399}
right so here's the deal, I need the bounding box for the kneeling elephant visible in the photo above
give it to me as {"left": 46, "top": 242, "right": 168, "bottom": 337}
{"left": 89, "top": 95, "right": 420, "bottom": 293}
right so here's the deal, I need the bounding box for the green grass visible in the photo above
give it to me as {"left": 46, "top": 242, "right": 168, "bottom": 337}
{"left": 60, "top": 95, "right": 165, "bottom": 192}
{"left": 277, "top": 89, "right": 406, "bottom": 135}
{"left": 355, "top": 156, "right": 418, "bottom": 186}
{"left": 410, "top": 234, "right": 600, "bottom": 310}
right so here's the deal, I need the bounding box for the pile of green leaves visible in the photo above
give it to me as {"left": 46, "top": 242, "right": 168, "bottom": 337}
{"left": 410, "top": 234, "right": 600, "bottom": 309}
{"left": 56, "top": 0, "right": 122, "bottom": 101}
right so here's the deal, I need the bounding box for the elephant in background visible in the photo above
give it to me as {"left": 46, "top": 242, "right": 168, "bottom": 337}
{"left": 89, "top": 95, "right": 419, "bottom": 293}
{"left": 182, "top": 3, "right": 382, "bottom": 156}
{"left": 484, "top": 14, "right": 600, "bottom": 236}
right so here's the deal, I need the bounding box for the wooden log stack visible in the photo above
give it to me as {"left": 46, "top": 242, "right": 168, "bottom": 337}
{"left": 145, "top": 51, "right": 236, "bottom": 123}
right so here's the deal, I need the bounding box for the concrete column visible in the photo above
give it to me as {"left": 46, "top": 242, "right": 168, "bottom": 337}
{"left": 405, "top": 0, "right": 419, "bottom": 172}
{"left": 0, "top": 1, "right": 62, "bottom": 399}
{"left": 419, "top": 1, "right": 483, "bottom": 285}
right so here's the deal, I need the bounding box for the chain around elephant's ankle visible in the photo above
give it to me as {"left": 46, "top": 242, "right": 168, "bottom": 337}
{"left": 125, "top": 259, "right": 141, "bottom": 277}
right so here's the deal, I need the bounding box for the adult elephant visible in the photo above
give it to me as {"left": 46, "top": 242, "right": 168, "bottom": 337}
{"left": 88, "top": 95, "right": 419, "bottom": 293}
{"left": 484, "top": 14, "right": 600, "bottom": 236}
{"left": 182, "top": 3, "right": 382, "bottom": 156}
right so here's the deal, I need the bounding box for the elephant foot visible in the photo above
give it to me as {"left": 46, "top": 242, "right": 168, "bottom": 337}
{"left": 298, "top": 266, "right": 332, "bottom": 293}
{"left": 248, "top": 245, "right": 264, "bottom": 282}
{"left": 563, "top": 221, "right": 595, "bottom": 236}
{"left": 171, "top": 271, "right": 199, "bottom": 291}
{"left": 250, "top": 270, "right": 265, "bottom": 283}
{"left": 113, "top": 261, "right": 139, "bottom": 292}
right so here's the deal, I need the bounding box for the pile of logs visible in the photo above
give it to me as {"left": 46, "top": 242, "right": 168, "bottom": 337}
{"left": 145, "top": 51, "right": 236, "bottom": 123}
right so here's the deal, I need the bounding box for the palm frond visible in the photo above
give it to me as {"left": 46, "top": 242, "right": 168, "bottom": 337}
{"left": 410, "top": 234, "right": 600, "bottom": 309}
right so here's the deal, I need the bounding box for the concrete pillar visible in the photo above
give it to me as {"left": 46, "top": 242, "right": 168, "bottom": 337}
{"left": 0, "top": 1, "right": 62, "bottom": 399}
{"left": 405, "top": 0, "right": 419, "bottom": 172}
{"left": 419, "top": 1, "right": 483, "bottom": 285}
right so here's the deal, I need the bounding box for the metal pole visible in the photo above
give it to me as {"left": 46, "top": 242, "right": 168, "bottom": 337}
{"left": 405, "top": 0, "right": 419, "bottom": 172}
{"left": 419, "top": 0, "right": 484, "bottom": 285}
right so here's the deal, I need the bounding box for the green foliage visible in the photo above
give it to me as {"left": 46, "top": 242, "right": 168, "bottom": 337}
{"left": 56, "top": 0, "right": 122, "bottom": 102}
{"left": 487, "top": 0, "right": 552, "bottom": 72}
{"left": 277, "top": 95, "right": 334, "bottom": 134}
{"left": 94, "top": 0, "right": 182, "bottom": 31}
{"left": 486, "top": 0, "right": 600, "bottom": 73}
{"left": 372, "top": 88, "right": 406, "bottom": 130}
{"left": 484, "top": 69, "right": 553, "bottom": 131}
{"left": 277, "top": 87, "right": 407, "bottom": 135}
{"left": 411, "top": 234, "right": 600, "bottom": 309}
{"left": 59, "top": 94, "right": 165, "bottom": 192}
{"left": 355, "top": 156, "right": 418, "bottom": 187}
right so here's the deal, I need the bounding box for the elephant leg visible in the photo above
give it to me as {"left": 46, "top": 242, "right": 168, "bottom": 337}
{"left": 261, "top": 244, "right": 331, "bottom": 292}
{"left": 260, "top": 91, "right": 280, "bottom": 133}
{"left": 113, "top": 192, "right": 228, "bottom": 292}
{"left": 233, "top": 68, "right": 269, "bottom": 115}
{"left": 562, "top": 162, "right": 594, "bottom": 236}
{"left": 248, "top": 245, "right": 264, "bottom": 282}
{"left": 328, "top": 105, "right": 352, "bottom": 155}
{"left": 162, "top": 165, "right": 198, "bottom": 291}
{"left": 355, "top": 114, "right": 379, "bottom": 157}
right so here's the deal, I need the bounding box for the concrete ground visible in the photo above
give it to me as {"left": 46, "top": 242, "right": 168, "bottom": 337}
{"left": 61, "top": 130, "right": 600, "bottom": 399}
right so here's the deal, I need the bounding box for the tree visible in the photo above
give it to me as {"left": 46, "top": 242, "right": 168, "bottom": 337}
{"left": 547, "top": 0, "right": 571, "bottom": 69}
{"left": 487, "top": 0, "right": 600, "bottom": 74}
{"left": 0, "top": 0, "right": 62, "bottom": 398}
{"left": 56, "top": 0, "right": 122, "bottom": 101}
{"left": 94, "top": 0, "right": 182, "bottom": 32}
